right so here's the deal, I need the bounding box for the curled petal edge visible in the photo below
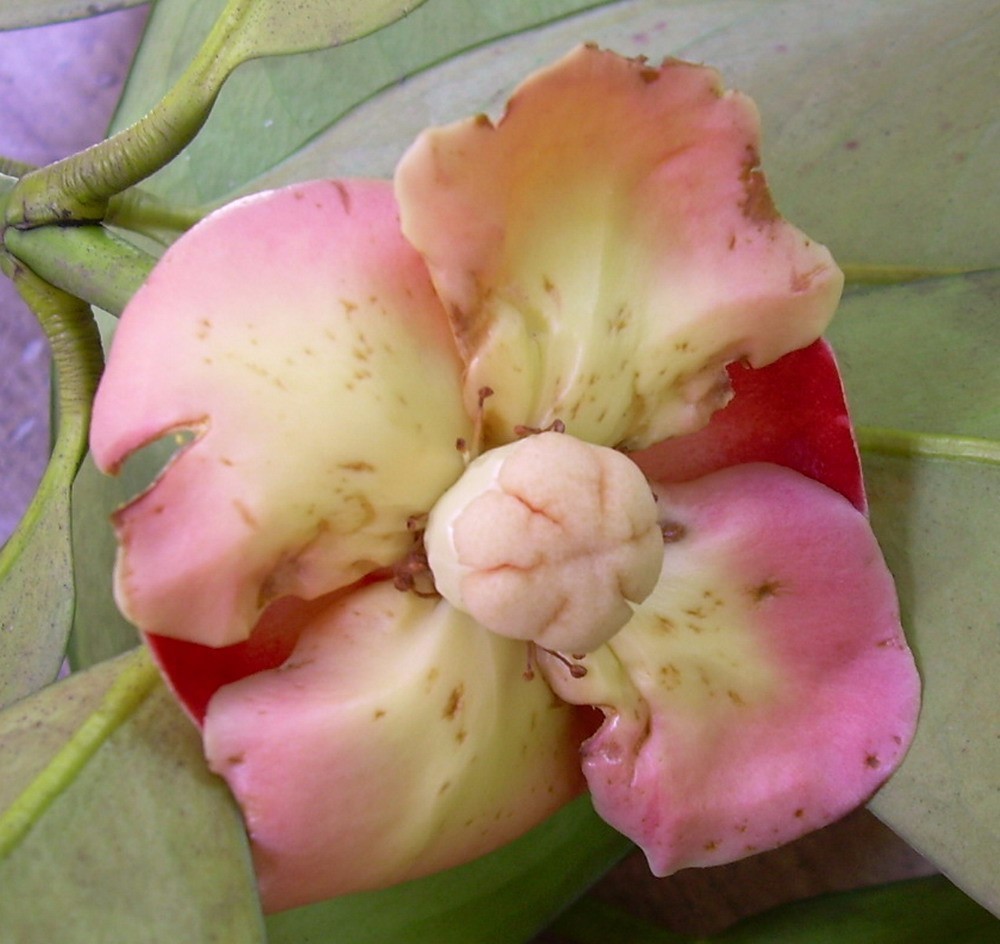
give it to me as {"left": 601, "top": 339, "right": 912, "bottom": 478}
{"left": 541, "top": 463, "right": 920, "bottom": 874}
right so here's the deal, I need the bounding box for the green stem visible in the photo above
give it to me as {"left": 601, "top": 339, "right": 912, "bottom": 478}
{"left": 0, "top": 649, "right": 158, "bottom": 858}
{"left": 0, "top": 258, "right": 105, "bottom": 442}
{"left": 858, "top": 426, "right": 1000, "bottom": 466}
{"left": 841, "top": 263, "right": 986, "bottom": 285}
{"left": 6, "top": 0, "right": 260, "bottom": 227}
{"left": 0, "top": 155, "right": 34, "bottom": 178}
{"left": 3, "top": 224, "right": 157, "bottom": 317}
{"left": 106, "top": 188, "right": 209, "bottom": 243}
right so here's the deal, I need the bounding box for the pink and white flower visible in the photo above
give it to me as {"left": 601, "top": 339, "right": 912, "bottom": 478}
{"left": 91, "top": 46, "right": 919, "bottom": 913}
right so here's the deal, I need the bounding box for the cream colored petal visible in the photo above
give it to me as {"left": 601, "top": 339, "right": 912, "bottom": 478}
{"left": 203, "top": 581, "right": 587, "bottom": 912}
{"left": 91, "top": 180, "right": 472, "bottom": 646}
{"left": 541, "top": 464, "right": 919, "bottom": 874}
{"left": 396, "top": 45, "right": 842, "bottom": 450}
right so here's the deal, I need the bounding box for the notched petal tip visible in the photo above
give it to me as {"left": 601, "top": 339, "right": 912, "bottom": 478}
{"left": 541, "top": 463, "right": 919, "bottom": 874}
{"left": 92, "top": 179, "right": 472, "bottom": 648}
{"left": 396, "top": 44, "right": 842, "bottom": 451}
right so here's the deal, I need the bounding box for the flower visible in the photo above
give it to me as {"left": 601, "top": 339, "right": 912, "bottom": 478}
{"left": 90, "top": 46, "right": 919, "bottom": 913}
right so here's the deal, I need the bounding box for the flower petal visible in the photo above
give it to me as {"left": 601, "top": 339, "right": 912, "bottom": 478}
{"left": 202, "top": 581, "right": 589, "bottom": 912}
{"left": 632, "top": 339, "right": 867, "bottom": 512}
{"left": 396, "top": 45, "right": 842, "bottom": 450}
{"left": 90, "top": 180, "right": 472, "bottom": 647}
{"left": 540, "top": 463, "right": 919, "bottom": 874}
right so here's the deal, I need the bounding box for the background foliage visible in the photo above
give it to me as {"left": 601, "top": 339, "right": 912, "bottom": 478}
{"left": 0, "top": 0, "right": 997, "bottom": 940}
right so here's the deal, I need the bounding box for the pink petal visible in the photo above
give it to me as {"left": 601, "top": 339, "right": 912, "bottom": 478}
{"left": 396, "top": 45, "right": 842, "bottom": 450}
{"left": 540, "top": 463, "right": 919, "bottom": 874}
{"left": 91, "top": 180, "right": 472, "bottom": 647}
{"left": 632, "top": 339, "right": 867, "bottom": 512}
{"left": 202, "top": 581, "right": 589, "bottom": 912}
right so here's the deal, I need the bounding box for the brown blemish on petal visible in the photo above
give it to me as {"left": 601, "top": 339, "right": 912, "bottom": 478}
{"left": 333, "top": 180, "right": 352, "bottom": 214}
{"left": 661, "top": 521, "right": 687, "bottom": 543}
{"left": 443, "top": 683, "right": 465, "bottom": 720}
{"left": 233, "top": 499, "right": 258, "bottom": 528}
{"left": 338, "top": 460, "right": 376, "bottom": 473}
{"left": 659, "top": 664, "right": 682, "bottom": 689}
{"left": 865, "top": 754, "right": 881, "bottom": 769}
{"left": 373, "top": 708, "right": 386, "bottom": 720}
{"left": 749, "top": 580, "right": 783, "bottom": 603}
{"left": 740, "top": 148, "right": 779, "bottom": 225}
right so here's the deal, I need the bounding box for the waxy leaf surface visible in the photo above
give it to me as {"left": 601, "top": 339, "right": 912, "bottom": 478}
{"left": 0, "top": 649, "right": 264, "bottom": 942}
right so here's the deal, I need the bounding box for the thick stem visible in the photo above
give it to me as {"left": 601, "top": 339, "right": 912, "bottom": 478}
{"left": 5, "top": 0, "right": 256, "bottom": 228}
{"left": 3, "top": 224, "right": 156, "bottom": 317}
{"left": 1, "top": 259, "right": 105, "bottom": 444}
{"left": 106, "top": 189, "right": 208, "bottom": 244}
{"left": 0, "top": 156, "right": 34, "bottom": 178}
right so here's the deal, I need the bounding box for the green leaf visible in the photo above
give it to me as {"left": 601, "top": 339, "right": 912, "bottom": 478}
{"left": 0, "top": 1, "right": 147, "bottom": 30}
{"left": 862, "top": 451, "right": 1000, "bottom": 916}
{"left": 0, "top": 648, "right": 265, "bottom": 942}
{"left": 550, "top": 875, "right": 1000, "bottom": 943}
{"left": 68, "top": 311, "right": 175, "bottom": 670}
{"left": 715, "top": 876, "right": 1000, "bottom": 944}
{"left": 221, "top": 0, "right": 431, "bottom": 59}
{"left": 266, "top": 795, "right": 631, "bottom": 944}
{"left": 826, "top": 273, "right": 999, "bottom": 915}
{"left": 66, "top": 455, "right": 142, "bottom": 669}
{"left": 0, "top": 265, "right": 101, "bottom": 709}
{"left": 108, "top": 0, "right": 610, "bottom": 202}
{"left": 830, "top": 271, "right": 1000, "bottom": 441}
{"left": 0, "top": 429, "right": 79, "bottom": 708}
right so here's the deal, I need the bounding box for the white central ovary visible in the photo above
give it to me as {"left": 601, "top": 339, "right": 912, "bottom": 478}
{"left": 424, "top": 431, "right": 664, "bottom": 653}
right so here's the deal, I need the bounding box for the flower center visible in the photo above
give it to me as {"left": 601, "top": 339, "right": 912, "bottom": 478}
{"left": 424, "top": 430, "right": 664, "bottom": 653}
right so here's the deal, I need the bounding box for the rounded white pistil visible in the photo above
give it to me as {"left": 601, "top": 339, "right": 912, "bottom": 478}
{"left": 424, "top": 431, "right": 664, "bottom": 653}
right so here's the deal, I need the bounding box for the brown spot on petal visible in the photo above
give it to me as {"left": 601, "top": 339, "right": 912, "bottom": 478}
{"left": 661, "top": 521, "right": 687, "bottom": 543}
{"left": 443, "top": 684, "right": 465, "bottom": 720}
{"left": 866, "top": 754, "right": 881, "bottom": 769}
{"left": 233, "top": 500, "right": 258, "bottom": 528}
{"left": 749, "top": 580, "right": 783, "bottom": 603}
{"left": 333, "top": 180, "right": 352, "bottom": 214}
{"left": 740, "top": 149, "right": 779, "bottom": 225}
